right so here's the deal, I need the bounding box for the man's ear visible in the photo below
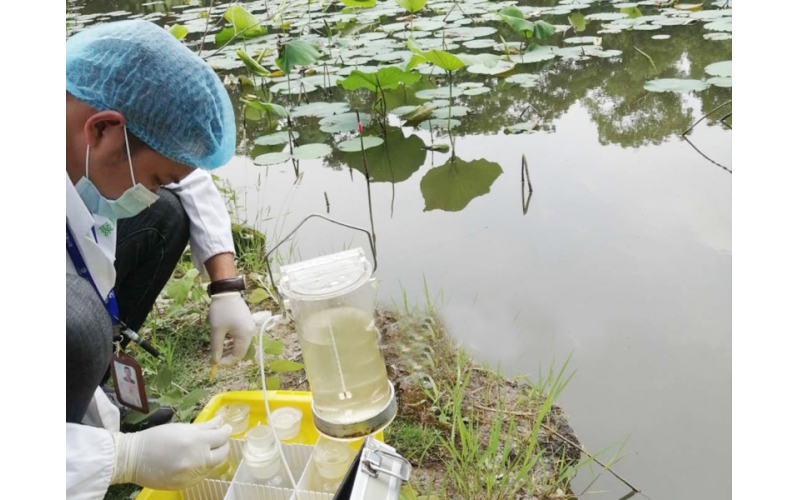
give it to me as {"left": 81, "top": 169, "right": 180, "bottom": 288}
{"left": 83, "top": 110, "right": 127, "bottom": 149}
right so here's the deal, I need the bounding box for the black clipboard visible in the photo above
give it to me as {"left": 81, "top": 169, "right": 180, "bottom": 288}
{"left": 332, "top": 440, "right": 367, "bottom": 499}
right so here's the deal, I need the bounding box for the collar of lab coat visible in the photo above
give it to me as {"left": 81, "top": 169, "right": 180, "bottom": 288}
{"left": 66, "top": 173, "right": 118, "bottom": 298}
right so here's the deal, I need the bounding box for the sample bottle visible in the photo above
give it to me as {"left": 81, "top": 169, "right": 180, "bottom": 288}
{"left": 242, "top": 425, "right": 293, "bottom": 487}
{"left": 309, "top": 438, "right": 354, "bottom": 493}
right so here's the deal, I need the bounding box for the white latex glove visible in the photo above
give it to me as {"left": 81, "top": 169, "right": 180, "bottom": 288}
{"left": 111, "top": 416, "right": 231, "bottom": 490}
{"left": 209, "top": 292, "right": 256, "bottom": 368}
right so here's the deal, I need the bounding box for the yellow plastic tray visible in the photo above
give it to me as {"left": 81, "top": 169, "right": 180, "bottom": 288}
{"left": 135, "top": 390, "right": 383, "bottom": 500}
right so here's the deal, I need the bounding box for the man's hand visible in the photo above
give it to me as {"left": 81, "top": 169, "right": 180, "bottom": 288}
{"left": 209, "top": 292, "right": 255, "bottom": 367}
{"left": 111, "top": 417, "right": 232, "bottom": 490}
{"left": 205, "top": 253, "right": 255, "bottom": 368}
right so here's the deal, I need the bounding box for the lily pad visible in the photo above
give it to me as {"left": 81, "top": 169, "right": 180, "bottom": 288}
{"left": 504, "top": 73, "right": 541, "bottom": 88}
{"left": 632, "top": 24, "right": 662, "bottom": 31}
{"left": 507, "top": 46, "right": 558, "bottom": 64}
{"left": 504, "top": 120, "right": 542, "bottom": 134}
{"left": 336, "top": 136, "right": 385, "bottom": 152}
{"left": 705, "top": 60, "right": 732, "bottom": 77}
{"left": 463, "top": 39, "right": 497, "bottom": 49}
{"left": 563, "top": 36, "right": 602, "bottom": 45}
{"left": 420, "top": 157, "right": 503, "bottom": 212}
{"left": 707, "top": 76, "right": 732, "bottom": 88}
{"left": 416, "top": 87, "right": 463, "bottom": 100}
{"left": 319, "top": 113, "right": 372, "bottom": 133}
{"left": 338, "top": 128, "right": 426, "bottom": 183}
{"left": 432, "top": 106, "right": 470, "bottom": 118}
{"left": 594, "top": 49, "right": 623, "bottom": 58}
{"left": 704, "top": 19, "right": 733, "bottom": 32}
{"left": 643, "top": 78, "right": 710, "bottom": 93}
{"left": 463, "top": 87, "right": 491, "bottom": 96}
{"left": 254, "top": 151, "right": 291, "bottom": 166}
{"left": 457, "top": 82, "right": 485, "bottom": 89}
{"left": 291, "top": 101, "right": 351, "bottom": 118}
{"left": 418, "top": 118, "right": 461, "bottom": 130}
{"left": 254, "top": 131, "right": 298, "bottom": 146}
{"left": 584, "top": 12, "right": 628, "bottom": 21}
{"left": 291, "top": 143, "right": 333, "bottom": 160}
{"left": 704, "top": 32, "right": 733, "bottom": 41}
{"left": 652, "top": 34, "right": 671, "bottom": 40}
{"left": 467, "top": 59, "right": 516, "bottom": 75}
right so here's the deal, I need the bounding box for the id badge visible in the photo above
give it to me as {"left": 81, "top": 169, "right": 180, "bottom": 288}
{"left": 110, "top": 351, "right": 149, "bottom": 414}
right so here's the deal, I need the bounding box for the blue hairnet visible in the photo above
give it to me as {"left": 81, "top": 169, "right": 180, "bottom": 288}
{"left": 66, "top": 20, "right": 235, "bottom": 170}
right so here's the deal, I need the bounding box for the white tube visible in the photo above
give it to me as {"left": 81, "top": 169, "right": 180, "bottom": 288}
{"left": 257, "top": 313, "right": 299, "bottom": 491}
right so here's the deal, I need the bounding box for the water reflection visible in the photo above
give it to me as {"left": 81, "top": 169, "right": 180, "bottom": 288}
{"left": 420, "top": 156, "right": 503, "bottom": 212}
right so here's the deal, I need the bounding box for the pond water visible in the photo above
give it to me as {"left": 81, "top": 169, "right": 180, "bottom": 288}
{"left": 68, "top": 1, "right": 732, "bottom": 498}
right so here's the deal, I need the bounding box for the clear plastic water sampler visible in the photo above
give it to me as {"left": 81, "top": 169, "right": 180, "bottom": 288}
{"left": 241, "top": 425, "right": 293, "bottom": 486}
{"left": 278, "top": 247, "right": 397, "bottom": 440}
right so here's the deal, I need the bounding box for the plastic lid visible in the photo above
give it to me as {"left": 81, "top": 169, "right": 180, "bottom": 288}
{"left": 271, "top": 407, "right": 302, "bottom": 441}
{"left": 245, "top": 424, "right": 278, "bottom": 454}
{"left": 279, "top": 248, "right": 372, "bottom": 301}
{"left": 313, "top": 439, "right": 353, "bottom": 480}
{"left": 216, "top": 403, "right": 250, "bottom": 424}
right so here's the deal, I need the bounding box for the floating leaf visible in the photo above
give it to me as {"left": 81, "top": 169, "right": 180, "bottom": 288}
{"left": 337, "top": 136, "right": 385, "bottom": 152}
{"left": 673, "top": 3, "right": 704, "bottom": 11}
{"left": 643, "top": 78, "right": 711, "bottom": 93}
{"left": 621, "top": 6, "right": 643, "bottom": 19}
{"left": 168, "top": 24, "right": 188, "bottom": 41}
{"left": 504, "top": 73, "right": 540, "bottom": 88}
{"left": 254, "top": 151, "right": 291, "bottom": 166}
{"left": 504, "top": 120, "right": 542, "bottom": 134}
{"left": 704, "top": 32, "right": 732, "bottom": 40}
{"left": 416, "top": 87, "right": 463, "bottom": 100}
{"left": 432, "top": 106, "right": 469, "bottom": 118}
{"left": 632, "top": 24, "right": 662, "bottom": 31}
{"left": 456, "top": 53, "right": 501, "bottom": 69}
{"left": 398, "top": 103, "right": 437, "bottom": 122}
{"left": 291, "top": 101, "right": 350, "bottom": 118}
{"left": 704, "top": 19, "right": 732, "bottom": 32}
{"left": 467, "top": 60, "right": 516, "bottom": 75}
{"left": 463, "top": 87, "right": 491, "bottom": 96}
{"left": 584, "top": 12, "right": 628, "bottom": 21}
{"left": 269, "top": 360, "right": 305, "bottom": 373}
{"left": 340, "top": 67, "right": 420, "bottom": 92}
{"left": 564, "top": 36, "right": 602, "bottom": 45}
{"left": 396, "top": 0, "right": 427, "bottom": 13}
{"left": 463, "top": 39, "right": 496, "bottom": 49}
{"left": 291, "top": 143, "right": 333, "bottom": 160}
{"left": 652, "top": 34, "right": 671, "bottom": 40}
{"left": 338, "top": 128, "right": 426, "bottom": 183}
{"left": 705, "top": 60, "right": 732, "bottom": 78}
{"left": 319, "top": 113, "right": 372, "bottom": 133}
{"left": 277, "top": 39, "right": 320, "bottom": 74}
{"left": 707, "top": 76, "right": 732, "bottom": 88}
{"left": 420, "top": 157, "right": 503, "bottom": 212}
{"left": 418, "top": 118, "right": 461, "bottom": 131}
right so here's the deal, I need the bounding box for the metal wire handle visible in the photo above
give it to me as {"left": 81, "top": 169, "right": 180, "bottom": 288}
{"left": 264, "top": 214, "right": 378, "bottom": 304}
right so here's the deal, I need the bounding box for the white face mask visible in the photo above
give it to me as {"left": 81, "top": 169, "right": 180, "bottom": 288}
{"left": 75, "top": 126, "right": 159, "bottom": 221}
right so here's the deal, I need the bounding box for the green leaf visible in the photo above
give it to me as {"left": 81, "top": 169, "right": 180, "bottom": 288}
{"left": 277, "top": 39, "right": 320, "bottom": 74}
{"left": 291, "top": 102, "right": 350, "bottom": 118}
{"left": 424, "top": 50, "right": 465, "bottom": 71}
{"left": 420, "top": 157, "right": 503, "bottom": 212}
{"left": 336, "top": 136, "right": 385, "bottom": 152}
{"left": 224, "top": 5, "right": 264, "bottom": 36}
{"left": 340, "top": 68, "right": 420, "bottom": 93}
{"left": 158, "top": 388, "right": 183, "bottom": 406}
{"left": 263, "top": 340, "right": 286, "bottom": 356}
{"left": 269, "top": 359, "right": 305, "bottom": 373}
{"left": 266, "top": 376, "right": 281, "bottom": 390}
{"left": 291, "top": 143, "right": 333, "bottom": 160}
{"left": 248, "top": 288, "right": 270, "bottom": 304}
{"left": 568, "top": 12, "right": 586, "bottom": 32}
{"left": 705, "top": 60, "right": 732, "bottom": 78}
{"left": 165, "top": 269, "right": 199, "bottom": 305}
{"left": 236, "top": 49, "right": 270, "bottom": 76}
{"left": 123, "top": 402, "right": 161, "bottom": 425}
{"left": 168, "top": 24, "right": 188, "bottom": 41}
{"left": 254, "top": 131, "right": 299, "bottom": 146}
{"left": 241, "top": 98, "right": 290, "bottom": 118}
{"left": 341, "top": 0, "right": 377, "bottom": 7}
{"left": 621, "top": 6, "right": 643, "bottom": 19}
{"left": 254, "top": 152, "right": 291, "bottom": 166}
{"left": 154, "top": 366, "right": 173, "bottom": 394}
{"left": 319, "top": 113, "right": 371, "bottom": 133}
{"left": 643, "top": 78, "right": 711, "bottom": 93}
{"left": 456, "top": 53, "right": 500, "bottom": 69}
{"left": 215, "top": 25, "right": 267, "bottom": 45}
{"left": 179, "top": 388, "right": 208, "bottom": 411}
{"left": 396, "top": 0, "right": 427, "bottom": 13}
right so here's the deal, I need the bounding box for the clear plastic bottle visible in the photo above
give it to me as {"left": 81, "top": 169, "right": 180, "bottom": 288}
{"left": 309, "top": 438, "right": 354, "bottom": 493}
{"left": 242, "top": 425, "right": 293, "bottom": 487}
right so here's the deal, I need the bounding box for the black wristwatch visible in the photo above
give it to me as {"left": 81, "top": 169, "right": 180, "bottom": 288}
{"left": 207, "top": 275, "right": 246, "bottom": 296}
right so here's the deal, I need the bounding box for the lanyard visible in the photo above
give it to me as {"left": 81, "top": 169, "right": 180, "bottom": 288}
{"left": 66, "top": 220, "right": 119, "bottom": 325}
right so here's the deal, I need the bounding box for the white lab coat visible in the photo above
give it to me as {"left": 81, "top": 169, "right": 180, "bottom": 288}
{"left": 66, "top": 169, "right": 235, "bottom": 499}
